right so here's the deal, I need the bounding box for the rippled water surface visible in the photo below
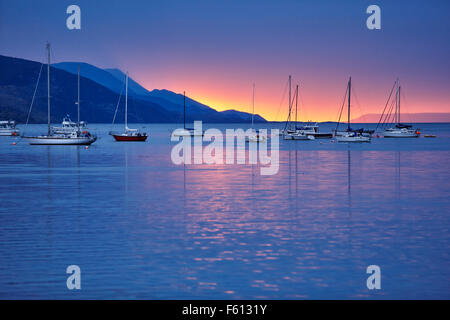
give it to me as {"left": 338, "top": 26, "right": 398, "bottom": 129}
{"left": 0, "top": 123, "right": 449, "bottom": 299}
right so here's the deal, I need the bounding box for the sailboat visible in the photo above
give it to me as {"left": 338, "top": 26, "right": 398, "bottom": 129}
{"left": 246, "top": 83, "right": 267, "bottom": 143}
{"left": 173, "top": 92, "right": 204, "bottom": 136}
{"left": 334, "top": 77, "right": 374, "bottom": 138}
{"left": 111, "top": 72, "right": 148, "bottom": 141}
{"left": 24, "top": 43, "right": 97, "bottom": 145}
{"left": 383, "top": 79, "right": 420, "bottom": 138}
{"left": 283, "top": 76, "right": 314, "bottom": 141}
{"left": 335, "top": 77, "right": 371, "bottom": 143}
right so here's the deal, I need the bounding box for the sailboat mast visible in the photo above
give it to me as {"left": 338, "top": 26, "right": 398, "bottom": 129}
{"left": 295, "top": 84, "right": 298, "bottom": 127}
{"left": 125, "top": 72, "right": 128, "bottom": 130}
{"left": 184, "top": 91, "right": 186, "bottom": 129}
{"left": 47, "top": 42, "right": 51, "bottom": 135}
{"left": 398, "top": 85, "right": 401, "bottom": 124}
{"left": 252, "top": 83, "right": 255, "bottom": 128}
{"left": 348, "top": 77, "right": 351, "bottom": 130}
{"left": 289, "top": 75, "right": 292, "bottom": 126}
{"left": 77, "top": 65, "right": 80, "bottom": 133}
{"left": 395, "top": 78, "right": 398, "bottom": 124}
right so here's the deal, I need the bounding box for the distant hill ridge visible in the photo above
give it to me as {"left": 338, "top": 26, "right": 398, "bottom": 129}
{"left": 352, "top": 113, "right": 450, "bottom": 123}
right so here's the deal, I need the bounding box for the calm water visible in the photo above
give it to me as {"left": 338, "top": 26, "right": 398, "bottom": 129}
{"left": 0, "top": 123, "right": 449, "bottom": 299}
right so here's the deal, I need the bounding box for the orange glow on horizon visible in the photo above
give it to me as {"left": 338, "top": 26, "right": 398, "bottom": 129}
{"left": 137, "top": 73, "right": 450, "bottom": 123}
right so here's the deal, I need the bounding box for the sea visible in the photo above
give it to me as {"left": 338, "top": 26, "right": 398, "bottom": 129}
{"left": 0, "top": 122, "right": 449, "bottom": 299}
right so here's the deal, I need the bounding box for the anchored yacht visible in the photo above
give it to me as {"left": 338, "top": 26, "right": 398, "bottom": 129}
{"left": 383, "top": 79, "right": 420, "bottom": 138}
{"left": 283, "top": 76, "right": 315, "bottom": 141}
{"left": 246, "top": 83, "right": 267, "bottom": 143}
{"left": 296, "top": 122, "right": 332, "bottom": 139}
{"left": 110, "top": 72, "right": 148, "bottom": 142}
{"left": 335, "top": 77, "right": 371, "bottom": 143}
{"left": 23, "top": 43, "right": 97, "bottom": 146}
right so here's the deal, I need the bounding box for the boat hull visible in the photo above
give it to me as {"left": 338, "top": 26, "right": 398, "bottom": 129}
{"left": 0, "top": 129, "right": 20, "bottom": 136}
{"left": 283, "top": 134, "right": 314, "bottom": 140}
{"left": 383, "top": 131, "right": 419, "bottom": 138}
{"left": 297, "top": 128, "right": 332, "bottom": 139}
{"left": 52, "top": 128, "right": 87, "bottom": 134}
{"left": 335, "top": 131, "right": 372, "bottom": 138}
{"left": 113, "top": 134, "right": 148, "bottom": 141}
{"left": 310, "top": 132, "right": 333, "bottom": 139}
{"left": 25, "top": 136, "right": 97, "bottom": 145}
{"left": 336, "top": 136, "right": 371, "bottom": 143}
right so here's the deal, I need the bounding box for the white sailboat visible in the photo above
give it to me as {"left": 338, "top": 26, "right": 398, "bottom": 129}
{"left": 173, "top": 91, "right": 204, "bottom": 137}
{"left": 24, "top": 44, "right": 97, "bottom": 145}
{"left": 334, "top": 77, "right": 374, "bottom": 138}
{"left": 283, "top": 76, "right": 314, "bottom": 141}
{"left": 383, "top": 79, "right": 420, "bottom": 138}
{"left": 336, "top": 77, "right": 371, "bottom": 143}
{"left": 246, "top": 83, "right": 267, "bottom": 143}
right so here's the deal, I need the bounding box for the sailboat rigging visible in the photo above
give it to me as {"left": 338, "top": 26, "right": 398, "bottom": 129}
{"left": 283, "top": 75, "right": 314, "bottom": 141}
{"left": 24, "top": 43, "right": 97, "bottom": 145}
{"left": 381, "top": 79, "right": 420, "bottom": 138}
{"left": 246, "top": 83, "right": 267, "bottom": 143}
{"left": 173, "top": 91, "right": 204, "bottom": 136}
{"left": 335, "top": 77, "right": 371, "bottom": 143}
{"left": 110, "top": 72, "right": 148, "bottom": 141}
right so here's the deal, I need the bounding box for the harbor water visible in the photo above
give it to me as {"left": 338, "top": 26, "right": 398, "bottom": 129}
{"left": 0, "top": 123, "right": 449, "bottom": 299}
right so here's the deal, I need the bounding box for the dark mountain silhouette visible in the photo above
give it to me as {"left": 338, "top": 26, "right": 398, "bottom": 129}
{"left": 52, "top": 60, "right": 266, "bottom": 123}
{"left": 0, "top": 55, "right": 266, "bottom": 123}
{"left": 0, "top": 55, "right": 172, "bottom": 124}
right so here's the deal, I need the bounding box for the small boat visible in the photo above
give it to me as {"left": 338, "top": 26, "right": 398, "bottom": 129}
{"left": 335, "top": 128, "right": 373, "bottom": 137}
{"left": 382, "top": 79, "right": 420, "bottom": 138}
{"left": 283, "top": 132, "right": 315, "bottom": 140}
{"left": 424, "top": 134, "right": 436, "bottom": 138}
{"left": 283, "top": 76, "right": 314, "bottom": 141}
{"left": 336, "top": 131, "right": 370, "bottom": 143}
{"left": 296, "top": 122, "right": 333, "bottom": 139}
{"left": 335, "top": 77, "right": 371, "bottom": 143}
{"left": 110, "top": 72, "right": 148, "bottom": 142}
{"left": 52, "top": 115, "right": 87, "bottom": 134}
{"left": 23, "top": 43, "right": 97, "bottom": 146}
{"left": 173, "top": 91, "right": 204, "bottom": 137}
{"left": 0, "top": 120, "right": 20, "bottom": 136}
{"left": 384, "top": 124, "right": 420, "bottom": 138}
{"left": 112, "top": 130, "right": 148, "bottom": 141}
{"left": 246, "top": 83, "right": 267, "bottom": 143}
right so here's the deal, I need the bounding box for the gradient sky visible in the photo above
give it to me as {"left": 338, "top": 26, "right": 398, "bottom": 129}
{"left": 1, "top": 0, "right": 449, "bottom": 121}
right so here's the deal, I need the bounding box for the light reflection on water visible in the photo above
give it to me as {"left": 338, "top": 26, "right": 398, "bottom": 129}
{"left": 0, "top": 123, "right": 449, "bottom": 299}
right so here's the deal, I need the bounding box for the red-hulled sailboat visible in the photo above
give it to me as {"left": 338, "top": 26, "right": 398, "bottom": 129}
{"left": 111, "top": 72, "right": 148, "bottom": 142}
